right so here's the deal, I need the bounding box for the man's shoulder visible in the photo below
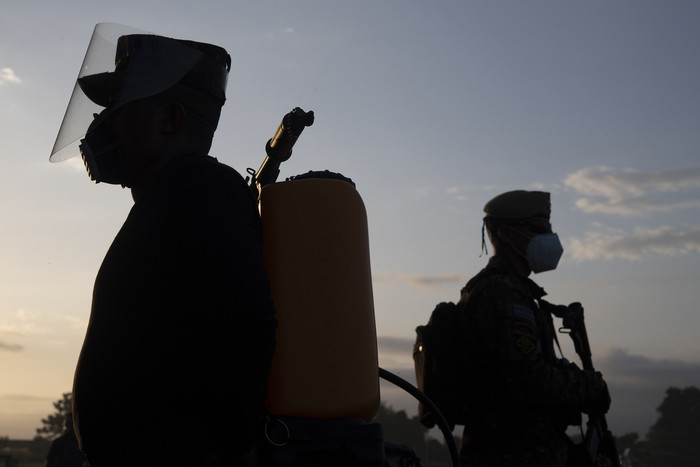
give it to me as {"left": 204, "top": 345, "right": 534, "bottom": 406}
{"left": 170, "top": 155, "right": 252, "bottom": 199}
{"left": 136, "top": 155, "right": 257, "bottom": 219}
{"left": 180, "top": 155, "right": 246, "bottom": 184}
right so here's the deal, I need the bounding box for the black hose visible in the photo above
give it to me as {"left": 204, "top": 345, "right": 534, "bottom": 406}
{"left": 378, "top": 367, "right": 461, "bottom": 467}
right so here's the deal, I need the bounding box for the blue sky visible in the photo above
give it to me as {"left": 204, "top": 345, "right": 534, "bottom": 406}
{"left": 1, "top": 1, "right": 699, "bottom": 441}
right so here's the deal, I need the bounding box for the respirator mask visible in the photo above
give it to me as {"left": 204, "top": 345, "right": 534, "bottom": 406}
{"left": 79, "top": 110, "right": 132, "bottom": 187}
{"left": 524, "top": 233, "right": 564, "bottom": 273}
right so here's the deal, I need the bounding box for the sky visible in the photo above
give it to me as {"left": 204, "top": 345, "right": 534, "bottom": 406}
{"left": 1, "top": 0, "right": 699, "bottom": 443}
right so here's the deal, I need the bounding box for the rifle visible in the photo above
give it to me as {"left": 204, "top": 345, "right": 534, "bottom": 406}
{"left": 248, "top": 107, "right": 315, "bottom": 200}
{"left": 554, "top": 302, "right": 621, "bottom": 467}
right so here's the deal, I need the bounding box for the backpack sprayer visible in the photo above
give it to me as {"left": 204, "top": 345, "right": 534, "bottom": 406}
{"left": 249, "top": 108, "right": 461, "bottom": 467}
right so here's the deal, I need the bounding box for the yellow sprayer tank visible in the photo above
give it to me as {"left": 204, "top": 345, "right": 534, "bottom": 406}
{"left": 261, "top": 176, "right": 379, "bottom": 422}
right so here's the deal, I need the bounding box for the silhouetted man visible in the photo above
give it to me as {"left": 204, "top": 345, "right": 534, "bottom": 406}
{"left": 50, "top": 25, "right": 276, "bottom": 467}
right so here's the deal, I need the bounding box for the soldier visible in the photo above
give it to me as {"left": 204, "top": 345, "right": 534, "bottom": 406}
{"left": 458, "top": 190, "right": 610, "bottom": 466}
{"left": 50, "top": 26, "right": 276, "bottom": 467}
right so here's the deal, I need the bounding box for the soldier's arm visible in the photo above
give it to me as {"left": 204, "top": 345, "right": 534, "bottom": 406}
{"left": 478, "top": 288, "right": 593, "bottom": 408}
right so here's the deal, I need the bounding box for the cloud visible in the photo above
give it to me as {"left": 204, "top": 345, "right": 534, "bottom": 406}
{"left": 574, "top": 197, "right": 700, "bottom": 217}
{"left": 566, "top": 166, "right": 700, "bottom": 199}
{"left": 565, "top": 166, "right": 700, "bottom": 217}
{"left": 0, "top": 68, "right": 22, "bottom": 85}
{"left": 372, "top": 272, "right": 467, "bottom": 288}
{"left": 378, "top": 336, "right": 415, "bottom": 369}
{"left": 0, "top": 340, "right": 23, "bottom": 352}
{"left": 379, "top": 335, "right": 415, "bottom": 356}
{"left": 599, "top": 348, "right": 700, "bottom": 390}
{"left": 377, "top": 337, "right": 700, "bottom": 437}
{"left": 0, "top": 309, "right": 43, "bottom": 335}
{"left": 564, "top": 166, "right": 700, "bottom": 260}
{"left": 568, "top": 225, "right": 700, "bottom": 261}
{"left": 406, "top": 274, "right": 466, "bottom": 287}
{"left": 65, "top": 156, "right": 88, "bottom": 173}
{"left": 0, "top": 393, "right": 49, "bottom": 402}
{"left": 445, "top": 185, "right": 468, "bottom": 201}
{"left": 444, "top": 184, "right": 514, "bottom": 203}
{"left": 0, "top": 308, "right": 87, "bottom": 338}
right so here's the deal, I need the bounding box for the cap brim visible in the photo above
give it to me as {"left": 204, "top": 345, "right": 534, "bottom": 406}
{"left": 78, "top": 70, "right": 124, "bottom": 107}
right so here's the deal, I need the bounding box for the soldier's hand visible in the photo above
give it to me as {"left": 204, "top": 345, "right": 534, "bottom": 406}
{"left": 583, "top": 370, "right": 611, "bottom": 415}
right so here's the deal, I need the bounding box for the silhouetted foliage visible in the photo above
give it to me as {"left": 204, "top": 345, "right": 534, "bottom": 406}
{"left": 374, "top": 403, "right": 427, "bottom": 450}
{"left": 615, "top": 386, "right": 700, "bottom": 466}
{"left": 373, "top": 402, "right": 455, "bottom": 466}
{"left": 35, "top": 392, "right": 72, "bottom": 441}
{"left": 641, "top": 386, "right": 700, "bottom": 466}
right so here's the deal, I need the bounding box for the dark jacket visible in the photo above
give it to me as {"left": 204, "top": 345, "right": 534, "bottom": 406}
{"left": 73, "top": 155, "right": 277, "bottom": 466}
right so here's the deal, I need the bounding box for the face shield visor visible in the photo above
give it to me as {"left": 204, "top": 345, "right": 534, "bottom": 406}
{"left": 50, "top": 22, "right": 229, "bottom": 163}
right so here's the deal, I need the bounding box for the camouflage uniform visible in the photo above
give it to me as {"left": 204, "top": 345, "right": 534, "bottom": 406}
{"left": 457, "top": 191, "right": 606, "bottom": 467}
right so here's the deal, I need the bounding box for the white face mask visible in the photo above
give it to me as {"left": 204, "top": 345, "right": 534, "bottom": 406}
{"left": 526, "top": 233, "right": 564, "bottom": 273}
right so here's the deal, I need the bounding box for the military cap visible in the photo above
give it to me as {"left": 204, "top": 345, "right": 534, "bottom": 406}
{"left": 483, "top": 190, "right": 551, "bottom": 220}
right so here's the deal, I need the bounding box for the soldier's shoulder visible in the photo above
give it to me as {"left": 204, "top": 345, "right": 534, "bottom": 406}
{"left": 470, "top": 273, "right": 524, "bottom": 298}
{"left": 463, "top": 274, "right": 532, "bottom": 324}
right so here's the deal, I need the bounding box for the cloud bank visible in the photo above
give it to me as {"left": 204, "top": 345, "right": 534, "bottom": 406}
{"left": 406, "top": 274, "right": 466, "bottom": 287}
{"left": 564, "top": 166, "right": 700, "bottom": 261}
{"left": 377, "top": 336, "right": 700, "bottom": 437}
{"left": 568, "top": 225, "right": 700, "bottom": 261}
{"left": 373, "top": 273, "right": 467, "bottom": 287}
{"left": 565, "top": 166, "right": 700, "bottom": 207}
{"left": 0, "top": 308, "right": 87, "bottom": 354}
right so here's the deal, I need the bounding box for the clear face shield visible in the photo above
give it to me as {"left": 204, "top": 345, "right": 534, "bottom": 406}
{"left": 51, "top": 23, "right": 143, "bottom": 163}
{"left": 50, "top": 23, "right": 228, "bottom": 185}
